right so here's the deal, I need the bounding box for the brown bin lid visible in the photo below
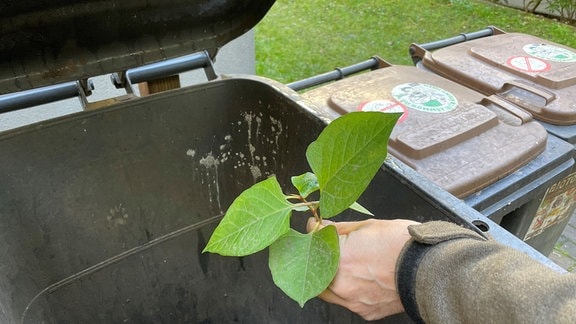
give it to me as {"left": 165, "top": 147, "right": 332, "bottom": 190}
{"left": 302, "top": 64, "right": 548, "bottom": 198}
{"left": 0, "top": 0, "right": 275, "bottom": 94}
{"left": 418, "top": 33, "right": 576, "bottom": 126}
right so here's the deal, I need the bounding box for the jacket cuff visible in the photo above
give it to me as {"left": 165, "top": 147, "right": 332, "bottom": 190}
{"left": 396, "top": 238, "right": 429, "bottom": 324}
{"left": 396, "top": 221, "right": 487, "bottom": 323}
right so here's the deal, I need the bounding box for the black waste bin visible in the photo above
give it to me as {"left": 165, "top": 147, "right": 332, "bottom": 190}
{"left": 410, "top": 26, "right": 576, "bottom": 254}
{"left": 0, "top": 75, "right": 565, "bottom": 323}
{"left": 300, "top": 59, "right": 574, "bottom": 255}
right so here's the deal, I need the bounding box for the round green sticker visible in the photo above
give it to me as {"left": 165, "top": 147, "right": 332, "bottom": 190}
{"left": 523, "top": 43, "right": 576, "bottom": 63}
{"left": 391, "top": 83, "right": 458, "bottom": 113}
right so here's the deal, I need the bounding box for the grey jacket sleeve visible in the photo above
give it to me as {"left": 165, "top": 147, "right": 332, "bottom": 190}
{"left": 396, "top": 221, "right": 576, "bottom": 324}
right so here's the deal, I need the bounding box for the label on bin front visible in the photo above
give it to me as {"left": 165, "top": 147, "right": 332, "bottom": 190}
{"left": 506, "top": 56, "right": 551, "bottom": 73}
{"left": 523, "top": 43, "right": 576, "bottom": 63}
{"left": 357, "top": 100, "right": 409, "bottom": 123}
{"left": 525, "top": 172, "right": 576, "bottom": 241}
{"left": 391, "top": 83, "right": 458, "bottom": 113}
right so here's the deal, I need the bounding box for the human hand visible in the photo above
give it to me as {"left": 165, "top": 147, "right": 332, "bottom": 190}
{"left": 307, "top": 218, "right": 419, "bottom": 321}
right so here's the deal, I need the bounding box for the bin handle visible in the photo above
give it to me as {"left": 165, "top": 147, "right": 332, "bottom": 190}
{"left": 409, "top": 26, "right": 506, "bottom": 64}
{"left": 499, "top": 81, "right": 557, "bottom": 111}
{"left": 0, "top": 51, "right": 217, "bottom": 114}
{"left": 286, "top": 56, "right": 391, "bottom": 91}
{"left": 481, "top": 95, "right": 533, "bottom": 125}
{"left": 0, "top": 81, "right": 90, "bottom": 115}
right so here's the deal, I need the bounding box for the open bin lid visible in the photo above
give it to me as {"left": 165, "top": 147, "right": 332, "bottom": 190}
{"left": 303, "top": 63, "right": 548, "bottom": 198}
{"left": 0, "top": 0, "right": 275, "bottom": 94}
{"left": 413, "top": 31, "right": 576, "bottom": 126}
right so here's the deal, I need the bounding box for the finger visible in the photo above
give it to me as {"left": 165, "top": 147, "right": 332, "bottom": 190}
{"left": 305, "top": 217, "right": 334, "bottom": 233}
{"left": 307, "top": 218, "right": 368, "bottom": 235}
{"left": 331, "top": 220, "right": 370, "bottom": 235}
{"left": 318, "top": 288, "right": 347, "bottom": 307}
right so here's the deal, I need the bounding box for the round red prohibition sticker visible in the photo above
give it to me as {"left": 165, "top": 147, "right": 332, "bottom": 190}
{"left": 506, "top": 56, "right": 551, "bottom": 73}
{"left": 357, "top": 99, "right": 408, "bottom": 123}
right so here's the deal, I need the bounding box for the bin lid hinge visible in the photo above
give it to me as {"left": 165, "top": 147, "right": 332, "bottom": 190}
{"left": 0, "top": 50, "right": 220, "bottom": 113}
{"left": 111, "top": 50, "right": 218, "bottom": 94}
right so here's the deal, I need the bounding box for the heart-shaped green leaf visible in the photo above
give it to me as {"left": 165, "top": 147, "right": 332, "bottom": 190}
{"left": 291, "top": 172, "right": 320, "bottom": 198}
{"left": 203, "top": 176, "right": 294, "bottom": 256}
{"left": 268, "top": 226, "right": 339, "bottom": 307}
{"left": 306, "top": 112, "right": 400, "bottom": 218}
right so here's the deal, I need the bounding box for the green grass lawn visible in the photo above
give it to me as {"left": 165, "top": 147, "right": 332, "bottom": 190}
{"left": 255, "top": 0, "right": 576, "bottom": 84}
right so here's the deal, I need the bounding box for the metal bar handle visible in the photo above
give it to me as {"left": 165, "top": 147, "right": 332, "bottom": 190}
{"left": 287, "top": 57, "right": 387, "bottom": 91}
{"left": 125, "top": 50, "right": 216, "bottom": 84}
{"left": 0, "top": 81, "right": 83, "bottom": 114}
{"left": 0, "top": 51, "right": 216, "bottom": 114}
{"left": 409, "top": 26, "right": 505, "bottom": 64}
{"left": 416, "top": 26, "right": 497, "bottom": 52}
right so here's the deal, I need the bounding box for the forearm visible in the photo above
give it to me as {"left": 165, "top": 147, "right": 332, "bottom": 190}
{"left": 397, "top": 221, "right": 576, "bottom": 324}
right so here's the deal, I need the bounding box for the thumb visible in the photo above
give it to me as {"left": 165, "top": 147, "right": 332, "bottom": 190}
{"left": 306, "top": 217, "right": 334, "bottom": 233}
{"left": 329, "top": 220, "right": 368, "bottom": 235}
{"left": 306, "top": 218, "right": 368, "bottom": 235}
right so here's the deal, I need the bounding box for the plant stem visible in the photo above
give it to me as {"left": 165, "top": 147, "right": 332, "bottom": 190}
{"left": 285, "top": 194, "right": 302, "bottom": 201}
{"left": 291, "top": 201, "right": 320, "bottom": 210}
{"left": 286, "top": 194, "right": 322, "bottom": 224}
{"left": 310, "top": 204, "right": 320, "bottom": 223}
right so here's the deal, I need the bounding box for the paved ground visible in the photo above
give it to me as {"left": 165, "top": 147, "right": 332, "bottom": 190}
{"left": 550, "top": 212, "right": 576, "bottom": 272}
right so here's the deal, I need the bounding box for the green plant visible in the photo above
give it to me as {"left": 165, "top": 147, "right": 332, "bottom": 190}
{"left": 521, "top": 1, "right": 576, "bottom": 23}
{"left": 203, "top": 111, "right": 400, "bottom": 306}
{"left": 546, "top": 0, "right": 576, "bottom": 23}
{"left": 526, "top": 1, "right": 544, "bottom": 13}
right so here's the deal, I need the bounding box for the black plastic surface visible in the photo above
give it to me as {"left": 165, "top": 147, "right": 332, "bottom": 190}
{"left": 0, "top": 0, "right": 275, "bottom": 93}
{"left": 0, "top": 77, "right": 562, "bottom": 323}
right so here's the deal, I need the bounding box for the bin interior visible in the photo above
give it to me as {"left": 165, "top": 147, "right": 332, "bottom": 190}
{"left": 416, "top": 33, "right": 576, "bottom": 126}
{"left": 0, "top": 76, "right": 509, "bottom": 323}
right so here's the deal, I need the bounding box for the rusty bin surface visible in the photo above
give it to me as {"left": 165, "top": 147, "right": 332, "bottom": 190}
{"left": 301, "top": 62, "right": 574, "bottom": 254}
